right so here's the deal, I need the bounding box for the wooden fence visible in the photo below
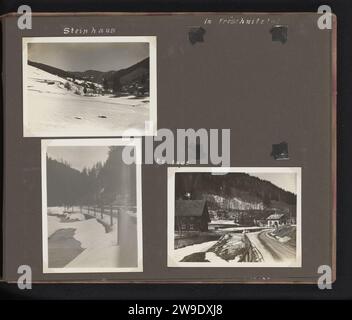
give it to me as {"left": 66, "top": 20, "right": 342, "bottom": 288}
{"left": 76, "top": 205, "right": 137, "bottom": 248}
{"left": 79, "top": 205, "right": 136, "bottom": 227}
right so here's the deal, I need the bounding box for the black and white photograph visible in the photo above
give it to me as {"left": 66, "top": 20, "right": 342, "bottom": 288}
{"left": 41, "top": 139, "right": 143, "bottom": 273}
{"left": 23, "top": 37, "right": 157, "bottom": 137}
{"left": 168, "top": 167, "right": 301, "bottom": 267}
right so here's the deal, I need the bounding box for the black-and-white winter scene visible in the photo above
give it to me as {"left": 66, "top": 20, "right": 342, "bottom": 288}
{"left": 23, "top": 37, "right": 156, "bottom": 137}
{"left": 168, "top": 168, "right": 301, "bottom": 267}
{"left": 42, "top": 139, "right": 142, "bottom": 272}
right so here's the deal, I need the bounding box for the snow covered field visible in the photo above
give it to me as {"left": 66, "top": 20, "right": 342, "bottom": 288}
{"left": 213, "top": 226, "right": 270, "bottom": 232}
{"left": 209, "top": 220, "right": 239, "bottom": 225}
{"left": 172, "top": 232, "right": 250, "bottom": 264}
{"left": 47, "top": 207, "right": 119, "bottom": 268}
{"left": 24, "top": 65, "right": 150, "bottom": 136}
{"left": 172, "top": 241, "right": 218, "bottom": 262}
{"left": 171, "top": 228, "right": 297, "bottom": 266}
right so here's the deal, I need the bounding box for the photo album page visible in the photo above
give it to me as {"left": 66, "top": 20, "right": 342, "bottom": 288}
{"left": 2, "top": 12, "right": 336, "bottom": 283}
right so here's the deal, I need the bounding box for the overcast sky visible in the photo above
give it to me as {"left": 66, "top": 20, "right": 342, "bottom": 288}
{"left": 28, "top": 42, "right": 149, "bottom": 72}
{"left": 47, "top": 146, "right": 111, "bottom": 171}
{"left": 249, "top": 172, "right": 297, "bottom": 194}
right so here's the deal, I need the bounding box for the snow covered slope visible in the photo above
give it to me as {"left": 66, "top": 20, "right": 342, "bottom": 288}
{"left": 207, "top": 194, "right": 264, "bottom": 211}
{"left": 24, "top": 64, "right": 150, "bottom": 136}
{"left": 27, "top": 65, "right": 84, "bottom": 96}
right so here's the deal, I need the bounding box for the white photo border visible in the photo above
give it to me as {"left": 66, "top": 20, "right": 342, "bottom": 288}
{"left": 23, "top": 36, "right": 157, "bottom": 137}
{"left": 167, "top": 167, "right": 302, "bottom": 268}
{"left": 41, "top": 138, "right": 143, "bottom": 273}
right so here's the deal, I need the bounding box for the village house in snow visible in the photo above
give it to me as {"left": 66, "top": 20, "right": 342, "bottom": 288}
{"left": 175, "top": 200, "right": 210, "bottom": 232}
{"left": 268, "top": 201, "right": 296, "bottom": 225}
{"left": 266, "top": 213, "right": 288, "bottom": 227}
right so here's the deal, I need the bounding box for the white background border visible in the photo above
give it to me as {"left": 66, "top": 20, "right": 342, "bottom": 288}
{"left": 23, "top": 36, "right": 157, "bottom": 137}
{"left": 41, "top": 138, "right": 143, "bottom": 273}
{"left": 167, "top": 167, "right": 302, "bottom": 268}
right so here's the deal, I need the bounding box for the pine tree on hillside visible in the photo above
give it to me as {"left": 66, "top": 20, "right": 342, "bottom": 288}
{"left": 112, "top": 76, "right": 121, "bottom": 96}
{"left": 103, "top": 78, "right": 109, "bottom": 94}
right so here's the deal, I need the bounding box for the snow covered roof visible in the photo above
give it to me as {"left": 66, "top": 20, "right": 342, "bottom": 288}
{"left": 266, "top": 213, "right": 286, "bottom": 220}
{"left": 175, "top": 200, "right": 207, "bottom": 217}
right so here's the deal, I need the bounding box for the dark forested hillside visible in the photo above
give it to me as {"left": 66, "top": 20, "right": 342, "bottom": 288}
{"left": 111, "top": 58, "right": 149, "bottom": 86}
{"left": 47, "top": 158, "right": 88, "bottom": 207}
{"left": 47, "top": 147, "right": 136, "bottom": 207}
{"left": 28, "top": 57, "right": 149, "bottom": 96}
{"left": 175, "top": 172, "right": 296, "bottom": 207}
{"left": 72, "top": 58, "right": 149, "bottom": 88}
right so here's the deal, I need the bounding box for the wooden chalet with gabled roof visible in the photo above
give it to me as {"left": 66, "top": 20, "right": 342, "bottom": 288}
{"left": 175, "top": 199, "right": 210, "bottom": 232}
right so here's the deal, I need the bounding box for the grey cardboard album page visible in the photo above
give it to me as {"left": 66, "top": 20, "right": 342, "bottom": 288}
{"left": 2, "top": 13, "right": 336, "bottom": 283}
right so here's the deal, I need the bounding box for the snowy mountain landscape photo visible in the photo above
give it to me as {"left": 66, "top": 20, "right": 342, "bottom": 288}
{"left": 23, "top": 37, "right": 157, "bottom": 137}
{"left": 41, "top": 139, "right": 142, "bottom": 273}
{"left": 168, "top": 168, "right": 301, "bottom": 267}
